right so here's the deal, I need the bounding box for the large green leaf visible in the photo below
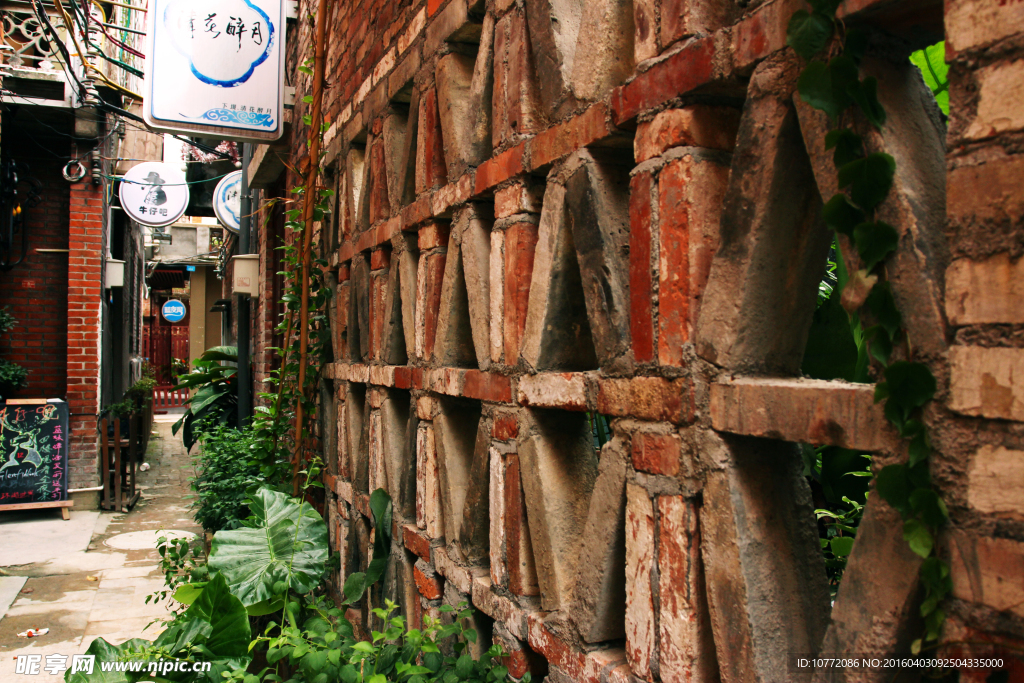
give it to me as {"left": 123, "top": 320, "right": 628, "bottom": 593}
{"left": 209, "top": 487, "right": 328, "bottom": 605}
{"left": 179, "top": 572, "right": 251, "bottom": 658}
{"left": 199, "top": 346, "right": 239, "bottom": 362}
{"left": 65, "top": 638, "right": 151, "bottom": 683}
{"left": 190, "top": 384, "right": 231, "bottom": 414}
{"left": 909, "top": 41, "right": 948, "bottom": 116}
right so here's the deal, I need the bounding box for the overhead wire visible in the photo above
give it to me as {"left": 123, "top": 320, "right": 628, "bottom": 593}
{"left": 28, "top": 0, "right": 88, "bottom": 98}
{"left": 51, "top": 0, "right": 142, "bottom": 99}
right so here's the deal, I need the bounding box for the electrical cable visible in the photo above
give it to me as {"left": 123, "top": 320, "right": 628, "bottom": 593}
{"left": 52, "top": 0, "right": 142, "bottom": 99}
{"left": 86, "top": 39, "right": 143, "bottom": 76}
{"left": 95, "top": 101, "right": 236, "bottom": 161}
{"left": 108, "top": 169, "right": 237, "bottom": 185}
{"left": 28, "top": 0, "right": 88, "bottom": 98}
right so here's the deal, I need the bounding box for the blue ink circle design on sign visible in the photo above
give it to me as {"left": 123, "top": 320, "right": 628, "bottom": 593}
{"left": 162, "top": 299, "right": 187, "bottom": 323}
{"left": 213, "top": 170, "right": 242, "bottom": 233}
{"left": 162, "top": 0, "right": 276, "bottom": 88}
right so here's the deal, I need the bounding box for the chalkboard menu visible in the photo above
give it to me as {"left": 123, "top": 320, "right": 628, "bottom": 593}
{"left": 0, "top": 400, "right": 69, "bottom": 506}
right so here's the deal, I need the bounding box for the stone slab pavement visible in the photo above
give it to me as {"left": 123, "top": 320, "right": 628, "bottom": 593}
{"left": 0, "top": 415, "right": 203, "bottom": 682}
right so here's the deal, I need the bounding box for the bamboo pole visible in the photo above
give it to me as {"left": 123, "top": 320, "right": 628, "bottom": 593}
{"left": 292, "top": 0, "right": 329, "bottom": 494}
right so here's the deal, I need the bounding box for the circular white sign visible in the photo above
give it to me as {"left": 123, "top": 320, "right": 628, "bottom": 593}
{"left": 161, "top": 299, "right": 187, "bottom": 323}
{"left": 119, "top": 162, "right": 189, "bottom": 227}
{"left": 213, "top": 170, "right": 242, "bottom": 233}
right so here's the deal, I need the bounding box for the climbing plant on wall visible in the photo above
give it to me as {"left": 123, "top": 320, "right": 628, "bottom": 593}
{"left": 787, "top": 4, "right": 952, "bottom": 651}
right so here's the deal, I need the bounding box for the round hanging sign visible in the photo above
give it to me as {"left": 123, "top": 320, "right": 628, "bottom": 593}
{"left": 161, "top": 299, "right": 187, "bottom": 323}
{"left": 119, "top": 162, "right": 189, "bottom": 227}
{"left": 213, "top": 171, "right": 242, "bottom": 234}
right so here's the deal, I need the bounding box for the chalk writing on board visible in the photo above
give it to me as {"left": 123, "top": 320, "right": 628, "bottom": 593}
{"left": 0, "top": 401, "right": 69, "bottom": 505}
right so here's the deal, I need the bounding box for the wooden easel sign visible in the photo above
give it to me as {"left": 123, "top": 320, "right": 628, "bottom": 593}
{"left": 0, "top": 399, "right": 74, "bottom": 520}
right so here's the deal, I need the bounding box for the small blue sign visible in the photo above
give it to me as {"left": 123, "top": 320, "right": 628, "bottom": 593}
{"left": 186, "top": 265, "right": 196, "bottom": 272}
{"left": 162, "top": 299, "right": 187, "bottom": 323}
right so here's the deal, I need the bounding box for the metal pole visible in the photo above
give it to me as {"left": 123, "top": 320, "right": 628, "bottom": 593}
{"left": 237, "top": 144, "right": 252, "bottom": 427}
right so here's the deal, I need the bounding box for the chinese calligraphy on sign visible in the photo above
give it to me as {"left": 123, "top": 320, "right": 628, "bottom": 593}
{"left": 143, "top": 0, "right": 284, "bottom": 140}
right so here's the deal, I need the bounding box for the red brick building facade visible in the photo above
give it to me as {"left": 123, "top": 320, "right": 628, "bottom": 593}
{"left": 246, "top": 0, "right": 1024, "bottom": 677}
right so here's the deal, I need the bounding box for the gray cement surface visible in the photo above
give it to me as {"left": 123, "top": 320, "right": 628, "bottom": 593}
{"left": 0, "top": 416, "right": 203, "bottom": 681}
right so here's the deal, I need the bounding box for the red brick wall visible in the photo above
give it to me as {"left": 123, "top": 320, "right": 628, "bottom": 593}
{"left": 66, "top": 179, "right": 104, "bottom": 489}
{"left": 0, "top": 139, "right": 70, "bottom": 400}
{"left": 274, "top": 0, "right": 1024, "bottom": 676}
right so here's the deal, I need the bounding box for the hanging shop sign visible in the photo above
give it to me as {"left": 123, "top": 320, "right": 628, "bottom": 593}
{"left": 142, "top": 0, "right": 285, "bottom": 141}
{"left": 119, "top": 162, "right": 189, "bottom": 227}
{"left": 213, "top": 170, "right": 242, "bottom": 233}
{"left": 162, "top": 299, "right": 188, "bottom": 323}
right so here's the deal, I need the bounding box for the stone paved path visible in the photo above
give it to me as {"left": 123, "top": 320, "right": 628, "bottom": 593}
{"left": 0, "top": 415, "right": 203, "bottom": 681}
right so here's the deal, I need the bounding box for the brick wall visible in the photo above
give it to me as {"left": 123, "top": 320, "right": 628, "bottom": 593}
{"left": 0, "top": 137, "right": 70, "bottom": 400}
{"left": 66, "top": 178, "right": 105, "bottom": 489}
{"left": 275, "top": 0, "right": 1024, "bottom": 677}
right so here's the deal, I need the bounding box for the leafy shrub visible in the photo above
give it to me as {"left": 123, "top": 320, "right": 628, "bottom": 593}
{"left": 0, "top": 307, "right": 27, "bottom": 398}
{"left": 0, "top": 307, "right": 16, "bottom": 334}
{"left": 173, "top": 346, "right": 239, "bottom": 451}
{"left": 190, "top": 425, "right": 265, "bottom": 532}
{"left": 0, "top": 359, "right": 28, "bottom": 398}
{"left": 244, "top": 598, "right": 519, "bottom": 683}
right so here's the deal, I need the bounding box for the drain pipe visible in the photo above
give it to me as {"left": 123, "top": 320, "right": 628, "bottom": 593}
{"left": 236, "top": 143, "right": 253, "bottom": 428}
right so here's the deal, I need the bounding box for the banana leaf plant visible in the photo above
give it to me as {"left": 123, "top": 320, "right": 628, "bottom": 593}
{"left": 172, "top": 346, "right": 239, "bottom": 451}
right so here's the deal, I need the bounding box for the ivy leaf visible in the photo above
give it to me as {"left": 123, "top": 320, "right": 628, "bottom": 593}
{"left": 908, "top": 429, "right": 930, "bottom": 467}
{"left": 823, "top": 194, "right": 865, "bottom": 236}
{"left": 455, "top": 654, "right": 475, "bottom": 679}
{"left": 924, "top": 607, "right": 946, "bottom": 641}
{"left": 910, "top": 488, "right": 948, "bottom": 526}
{"left": 838, "top": 153, "right": 896, "bottom": 210}
{"left": 787, "top": 11, "right": 834, "bottom": 60}
{"left": 865, "top": 282, "right": 903, "bottom": 338}
{"left": 875, "top": 464, "right": 911, "bottom": 516}
{"left": 798, "top": 56, "right": 858, "bottom": 121}
{"left": 903, "top": 518, "right": 934, "bottom": 558}
{"left": 848, "top": 75, "right": 887, "bottom": 128}
{"left": 844, "top": 28, "right": 869, "bottom": 64}
{"left": 825, "top": 129, "right": 863, "bottom": 168}
{"left": 863, "top": 325, "right": 893, "bottom": 366}
{"left": 853, "top": 220, "right": 899, "bottom": 270}
{"left": 884, "top": 361, "right": 937, "bottom": 412}
{"left": 342, "top": 572, "right": 367, "bottom": 604}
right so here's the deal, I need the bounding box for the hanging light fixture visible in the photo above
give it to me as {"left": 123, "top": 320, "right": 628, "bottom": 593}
{"left": 0, "top": 159, "right": 41, "bottom": 271}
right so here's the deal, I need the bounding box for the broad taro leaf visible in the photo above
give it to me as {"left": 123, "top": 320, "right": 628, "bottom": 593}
{"left": 65, "top": 638, "right": 151, "bottom": 683}
{"left": 209, "top": 487, "right": 329, "bottom": 605}
{"left": 199, "top": 345, "right": 238, "bottom": 363}
{"left": 147, "top": 573, "right": 251, "bottom": 682}
{"left": 180, "top": 572, "right": 251, "bottom": 658}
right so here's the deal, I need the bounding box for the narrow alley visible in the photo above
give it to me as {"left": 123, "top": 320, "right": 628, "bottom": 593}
{"left": 0, "top": 415, "right": 201, "bottom": 681}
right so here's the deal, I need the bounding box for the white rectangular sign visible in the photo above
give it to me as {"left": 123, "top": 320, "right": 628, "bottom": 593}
{"left": 143, "top": 0, "right": 285, "bottom": 141}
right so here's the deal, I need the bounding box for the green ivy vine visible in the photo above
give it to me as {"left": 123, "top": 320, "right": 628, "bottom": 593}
{"left": 787, "top": 1, "right": 952, "bottom": 652}
{"left": 251, "top": 53, "right": 335, "bottom": 490}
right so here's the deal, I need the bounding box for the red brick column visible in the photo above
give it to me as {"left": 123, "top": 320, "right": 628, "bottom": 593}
{"left": 66, "top": 180, "right": 104, "bottom": 490}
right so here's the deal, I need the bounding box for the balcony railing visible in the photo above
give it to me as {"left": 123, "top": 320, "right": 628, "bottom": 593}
{"left": 1, "top": 1, "right": 144, "bottom": 104}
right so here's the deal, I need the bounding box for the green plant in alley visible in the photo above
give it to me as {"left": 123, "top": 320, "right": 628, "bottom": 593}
{"left": 69, "top": 573, "right": 252, "bottom": 683}
{"left": 787, "top": 2, "right": 950, "bottom": 650}
{"left": 189, "top": 425, "right": 266, "bottom": 532}
{"left": 172, "top": 346, "right": 239, "bottom": 451}
{"left": 237, "top": 598, "right": 520, "bottom": 683}
{"left": 146, "top": 535, "right": 209, "bottom": 615}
